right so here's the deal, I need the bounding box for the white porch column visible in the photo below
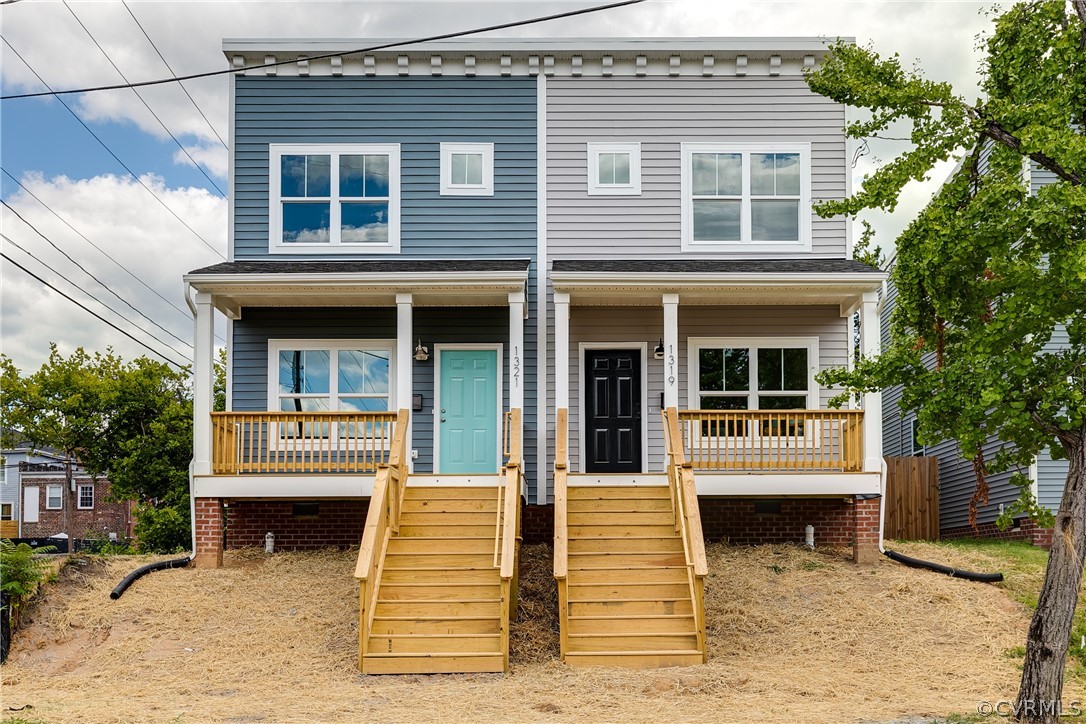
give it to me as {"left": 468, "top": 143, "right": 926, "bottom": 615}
{"left": 662, "top": 293, "right": 679, "bottom": 409}
{"left": 509, "top": 291, "right": 525, "bottom": 412}
{"left": 554, "top": 291, "right": 570, "bottom": 412}
{"left": 860, "top": 291, "right": 883, "bottom": 472}
{"left": 192, "top": 292, "right": 215, "bottom": 477}
{"left": 396, "top": 294, "right": 413, "bottom": 467}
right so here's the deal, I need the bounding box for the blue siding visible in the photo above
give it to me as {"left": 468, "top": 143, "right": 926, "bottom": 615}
{"left": 233, "top": 76, "right": 537, "bottom": 261}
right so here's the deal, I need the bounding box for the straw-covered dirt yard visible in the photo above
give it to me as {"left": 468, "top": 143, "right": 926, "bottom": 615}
{"left": 3, "top": 541, "right": 1083, "bottom": 723}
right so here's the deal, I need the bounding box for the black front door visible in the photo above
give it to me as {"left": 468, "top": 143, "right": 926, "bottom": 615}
{"left": 585, "top": 350, "right": 641, "bottom": 473}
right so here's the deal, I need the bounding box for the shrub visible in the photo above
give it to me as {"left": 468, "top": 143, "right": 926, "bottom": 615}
{"left": 0, "top": 539, "right": 57, "bottom": 625}
{"left": 133, "top": 504, "right": 189, "bottom": 554}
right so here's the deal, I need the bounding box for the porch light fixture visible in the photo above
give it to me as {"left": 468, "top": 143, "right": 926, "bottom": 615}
{"left": 413, "top": 340, "right": 430, "bottom": 362}
{"left": 653, "top": 339, "right": 665, "bottom": 360}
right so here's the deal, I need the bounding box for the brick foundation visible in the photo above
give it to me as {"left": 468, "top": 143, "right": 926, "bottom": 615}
{"left": 941, "top": 518, "right": 1053, "bottom": 549}
{"left": 194, "top": 498, "right": 224, "bottom": 568}
{"left": 521, "top": 502, "right": 554, "bottom": 544}
{"left": 223, "top": 500, "right": 368, "bottom": 550}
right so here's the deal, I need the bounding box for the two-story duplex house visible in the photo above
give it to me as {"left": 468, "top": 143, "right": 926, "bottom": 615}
{"left": 185, "top": 37, "right": 885, "bottom": 673}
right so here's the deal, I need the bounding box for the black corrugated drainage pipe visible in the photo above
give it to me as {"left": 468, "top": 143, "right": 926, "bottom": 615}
{"left": 110, "top": 556, "right": 191, "bottom": 600}
{"left": 882, "top": 549, "right": 1004, "bottom": 583}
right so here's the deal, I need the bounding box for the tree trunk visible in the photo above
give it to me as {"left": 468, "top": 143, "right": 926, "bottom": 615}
{"left": 1017, "top": 429, "right": 1086, "bottom": 723}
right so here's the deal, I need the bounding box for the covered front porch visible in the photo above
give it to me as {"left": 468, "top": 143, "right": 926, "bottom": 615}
{"left": 549, "top": 259, "right": 886, "bottom": 495}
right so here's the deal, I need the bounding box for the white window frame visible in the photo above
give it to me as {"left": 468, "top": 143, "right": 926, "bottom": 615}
{"left": 687, "top": 336, "right": 819, "bottom": 446}
{"left": 268, "top": 339, "right": 397, "bottom": 414}
{"left": 46, "top": 484, "right": 63, "bottom": 510}
{"left": 439, "top": 142, "right": 494, "bottom": 196}
{"left": 269, "top": 143, "right": 400, "bottom": 253}
{"left": 680, "top": 142, "right": 812, "bottom": 252}
{"left": 587, "top": 142, "right": 641, "bottom": 196}
{"left": 77, "top": 484, "right": 94, "bottom": 510}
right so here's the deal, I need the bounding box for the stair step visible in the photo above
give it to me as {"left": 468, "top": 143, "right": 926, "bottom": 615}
{"left": 567, "top": 633, "right": 699, "bottom": 653}
{"left": 386, "top": 536, "right": 494, "bottom": 554}
{"left": 378, "top": 584, "right": 501, "bottom": 601}
{"left": 568, "top": 536, "right": 684, "bottom": 553}
{"left": 404, "top": 486, "right": 499, "bottom": 499}
{"left": 381, "top": 567, "right": 499, "bottom": 584}
{"left": 384, "top": 552, "right": 496, "bottom": 568}
{"left": 567, "top": 614, "right": 696, "bottom": 635}
{"left": 368, "top": 633, "right": 502, "bottom": 654}
{"left": 567, "top": 486, "right": 670, "bottom": 499}
{"left": 567, "top": 598, "right": 694, "bottom": 616}
{"left": 362, "top": 653, "right": 505, "bottom": 674}
{"left": 374, "top": 599, "right": 502, "bottom": 616}
{"left": 568, "top": 552, "right": 687, "bottom": 567}
{"left": 398, "top": 524, "right": 496, "bottom": 537}
{"left": 569, "top": 524, "right": 677, "bottom": 538}
{"left": 567, "top": 498, "right": 673, "bottom": 513}
{"left": 402, "top": 498, "right": 499, "bottom": 513}
{"left": 566, "top": 582, "right": 692, "bottom": 599}
{"left": 567, "top": 511, "right": 675, "bottom": 526}
{"left": 370, "top": 616, "right": 501, "bottom": 635}
{"left": 565, "top": 567, "right": 690, "bottom": 584}
{"left": 563, "top": 651, "right": 704, "bottom": 669}
{"left": 398, "top": 511, "right": 500, "bottom": 526}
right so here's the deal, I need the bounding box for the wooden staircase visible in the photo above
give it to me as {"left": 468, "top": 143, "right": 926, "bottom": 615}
{"left": 356, "top": 409, "right": 522, "bottom": 675}
{"left": 554, "top": 409, "right": 708, "bottom": 668}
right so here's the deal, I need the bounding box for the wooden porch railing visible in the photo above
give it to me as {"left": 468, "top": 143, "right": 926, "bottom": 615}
{"left": 662, "top": 407, "right": 708, "bottom": 663}
{"left": 497, "top": 408, "right": 524, "bottom": 671}
{"left": 677, "top": 409, "right": 864, "bottom": 472}
{"left": 552, "top": 408, "right": 570, "bottom": 660}
{"left": 210, "top": 411, "right": 398, "bottom": 475}
{"left": 354, "top": 409, "right": 409, "bottom": 670}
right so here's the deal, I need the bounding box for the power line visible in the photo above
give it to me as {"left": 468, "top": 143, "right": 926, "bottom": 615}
{"left": 0, "top": 37, "right": 226, "bottom": 260}
{"left": 0, "top": 167, "right": 194, "bottom": 324}
{"left": 3, "top": 233, "right": 193, "bottom": 361}
{"left": 0, "top": 0, "right": 647, "bottom": 100}
{"left": 62, "top": 1, "right": 226, "bottom": 197}
{"left": 2, "top": 199, "right": 194, "bottom": 351}
{"left": 1, "top": 246, "right": 190, "bottom": 369}
{"left": 121, "top": 0, "right": 228, "bottom": 150}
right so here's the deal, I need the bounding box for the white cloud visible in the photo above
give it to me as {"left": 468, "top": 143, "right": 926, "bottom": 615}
{"left": 1, "top": 172, "right": 226, "bottom": 372}
{"left": 173, "top": 141, "right": 229, "bottom": 179}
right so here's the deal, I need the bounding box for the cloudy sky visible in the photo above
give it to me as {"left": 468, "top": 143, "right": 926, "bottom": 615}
{"left": 1, "top": 0, "right": 998, "bottom": 372}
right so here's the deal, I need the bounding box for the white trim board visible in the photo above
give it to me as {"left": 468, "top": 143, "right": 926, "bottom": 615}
{"left": 695, "top": 472, "right": 881, "bottom": 496}
{"left": 432, "top": 344, "right": 504, "bottom": 475}
{"left": 194, "top": 475, "right": 374, "bottom": 499}
{"left": 577, "top": 343, "right": 650, "bottom": 475}
{"left": 535, "top": 72, "right": 548, "bottom": 505}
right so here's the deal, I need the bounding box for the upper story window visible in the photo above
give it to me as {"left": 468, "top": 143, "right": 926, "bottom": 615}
{"left": 681, "top": 143, "right": 811, "bottom": 252}
{"left": 270, "top": 144, "right": 400, "bottom": 253}
{"left": 440, "top": 143, "right": 494, "bottom": 196}
{"left": 587, "top": 142, "right": 641, "bottom": 196}
{"left": 78, "top": 484, "right": 94, "bottom": 509}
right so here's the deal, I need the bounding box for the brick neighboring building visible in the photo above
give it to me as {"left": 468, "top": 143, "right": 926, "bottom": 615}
{"left": 18, "top": 463, "right": 133, "bottom": 542}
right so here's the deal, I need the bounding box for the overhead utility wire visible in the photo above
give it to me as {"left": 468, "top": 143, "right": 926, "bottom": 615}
{"left": 1, "top": 0, "right": 646, "bottom": 100}
{"left": 3, "top": 233, "right": 193, "bottom": 360}
{"left": 1, "top": 247, "right": 190, "bottom": 369}
{"left": 121, "top": 0, "right": 228, "bottom": 150}
{"left": 62, "top": 1, "right": 226, "bottom": 197}
{"left": 0, "top": 168, "right": 194, "bottom": 323}
{"left": 2, "top": 199, "right": 194, "bottom": 351}
{"left": 0, "top": 37, "right": 226, "bottom": 260}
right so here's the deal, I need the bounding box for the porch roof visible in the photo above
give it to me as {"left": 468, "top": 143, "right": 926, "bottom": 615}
{"left": 184, "top": 259, "right": 531, "bottom": 315}
{"left": 550, "top": 258, "right": 885, "bottom": 310}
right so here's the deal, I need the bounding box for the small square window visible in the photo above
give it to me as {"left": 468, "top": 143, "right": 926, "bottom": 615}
{"left": 587, "top": 142, "right": 641, "bottom": 196}
{"left": 46, "top": 485, "right": 63, "bottom": 510}
{"left": 78, "top": 484, "right": 94, "bottom": 510}
{"left": 0, "top": 503, "right": 12, "bottom": 521}
{"left": 440, "top": 143, "right": 494, "bottom": 196}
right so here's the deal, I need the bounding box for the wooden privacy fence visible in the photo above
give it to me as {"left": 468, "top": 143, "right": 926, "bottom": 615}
{"left": 883, "top": 456, "right": 939, "bottom": 541}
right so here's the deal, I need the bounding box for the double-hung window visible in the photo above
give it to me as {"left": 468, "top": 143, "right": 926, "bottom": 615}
{"left": 78, "top": 484, "right": 94, "bottom": 510}
{"left": 46, "top": 485, "right": 63, "bottom": 510}
{"left": 270, "top": 144, "right": 400, "bottom": 252}
{"left": 690, "top": 338, "right": 818, "bottom": 438}
{"left": 681, "top": 143, "right": 811, "bottom": 251}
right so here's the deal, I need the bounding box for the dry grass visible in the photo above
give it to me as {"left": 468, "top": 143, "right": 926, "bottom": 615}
{"left": 1, "top": 541, "right": 1077, "bottom": 723}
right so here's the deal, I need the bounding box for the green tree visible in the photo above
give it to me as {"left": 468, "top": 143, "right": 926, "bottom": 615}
{"left": 806, "top": 3, "right": 1084, "bottom": 719}
{"left": 1, "top": 346, "right": 193, "bottom": 553}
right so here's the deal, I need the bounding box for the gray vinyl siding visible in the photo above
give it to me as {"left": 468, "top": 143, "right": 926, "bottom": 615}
{"left": 233, "top": 76, "right": 536, "bottom": 261}
{"left": 546, "top": 77, "right": 848, "bottom": 259}
{"left": 558, "top": 305, "right": 849, "bottom": 483}
{"left": 231, "top": 306, "right": 536, "bottom": 495}
{"left": 1031, "top": 160, "right": 1059, "bottom": 195}
{"left": 1036, "top": 446, "right": 1068, "bottom": 512}
{"left": 934, "top": 435, "right": 1020, "bottom": 531}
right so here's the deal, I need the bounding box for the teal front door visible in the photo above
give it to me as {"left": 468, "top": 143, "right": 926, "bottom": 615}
{"left": 438, "top": 349, "right": 499, "bottom": 474}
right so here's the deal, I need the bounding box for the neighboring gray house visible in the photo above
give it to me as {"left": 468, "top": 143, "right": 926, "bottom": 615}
{"left": 881, "top": 158, "right": 1069, "bottom": 545}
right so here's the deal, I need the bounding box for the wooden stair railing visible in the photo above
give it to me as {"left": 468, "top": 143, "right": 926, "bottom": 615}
{"left": 498, "top": 408, "right": 524, "bottom": 672}
{"left": 663, "top": 407, "right": 708, "bottom": 663}
{"left": 354, "top": 408, "right": 410, "bottom": 671}
{"left": 553, "top": 407, "right": 569, "bottom": 660}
